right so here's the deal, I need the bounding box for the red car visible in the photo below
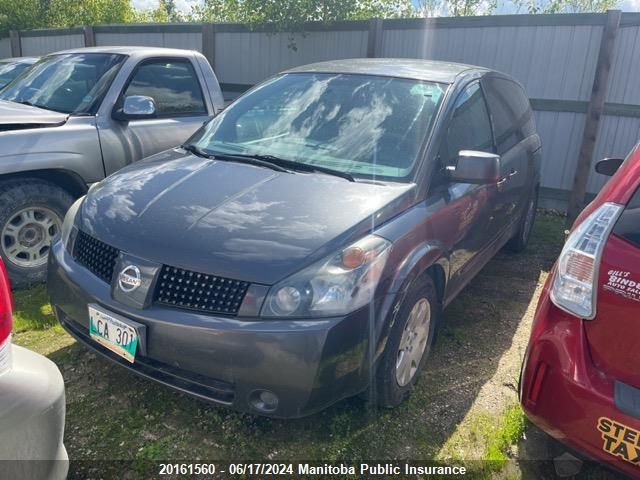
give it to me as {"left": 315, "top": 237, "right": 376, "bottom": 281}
{"left": 521, "top": 144, "right": 640, "bottom": 478}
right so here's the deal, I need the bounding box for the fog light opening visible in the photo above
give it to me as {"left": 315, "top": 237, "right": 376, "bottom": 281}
{"left": 248, "top": 389, "right": 279, "bottom": 413}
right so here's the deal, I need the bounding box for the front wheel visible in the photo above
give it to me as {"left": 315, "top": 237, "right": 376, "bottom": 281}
{"left": 374, "top": 274, "right": 440, "bottom": 407}
{"left": 0, "top": 180, "right": 74, "bottom": 287}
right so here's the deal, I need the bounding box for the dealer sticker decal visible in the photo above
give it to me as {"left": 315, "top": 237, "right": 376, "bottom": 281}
{"left": 604, "top": 270, "right": 640, "bottom": 303}
{"left": 598, "top": 417, "right": 640, "bottom": 466}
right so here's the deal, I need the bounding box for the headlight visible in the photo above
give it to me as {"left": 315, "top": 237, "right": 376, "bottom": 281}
{"left": 261, "top": 234, "right": 392, "bottom": 318}
{"left": 61, "top": 196, "right": 84, "bottom": 252}
{"left": 550, "top": 202, "right": 623, "bottom": 319}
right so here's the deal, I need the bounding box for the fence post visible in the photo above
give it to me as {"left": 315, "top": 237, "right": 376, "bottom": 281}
{"left": 83, "top": 26, "right": 96, "bottom": 47}
{"left": 202, "top": 24, "right": 215, "bottom": 68}
{"left": 567, "top": 9, "right": 621, "bottom": 223}
{"left": 367, "top": 18, "right": 383, "bottom": 58}
{"left": 9, "top": 30, "right": 21, "bottom": 57}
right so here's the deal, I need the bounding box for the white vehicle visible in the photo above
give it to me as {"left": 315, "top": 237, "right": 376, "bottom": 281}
{"left": 0, "top": 258, "right": 67, "bottom": 479}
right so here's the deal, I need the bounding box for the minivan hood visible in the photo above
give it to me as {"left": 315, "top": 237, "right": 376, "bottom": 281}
{"left": 80, "top": 149, "right": 415, "bottom": 285}
{"left": 0, "top": 100, "right": 68, "bottom": 129}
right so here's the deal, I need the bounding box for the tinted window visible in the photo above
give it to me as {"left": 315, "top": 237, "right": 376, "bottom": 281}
{"left": 614, "top": 186, "right": 640, "bottom": 248}
{"left": 124, "top": 60, "right": 206, "bottom": 116}
{"left": 440, "top": 82, "right": 494, "bottom": 167}
{"left": 483, "top": 77, "right": 535, "bottom": 153}
{"left": 189, "top": 73, "right": 446, "bottom": 181}
{"left": 0, "top": 53, "right": 125, "bottom": 114}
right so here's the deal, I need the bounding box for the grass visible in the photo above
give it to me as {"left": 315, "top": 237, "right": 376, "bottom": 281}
{"left": 486, "top": 405, "right": 527, "bottom": 463}
{"left": 12, "top": 284, "right": 55, "bottom": 331}
{"left": 12, "top": 213, "right": 570, "bottom": 479}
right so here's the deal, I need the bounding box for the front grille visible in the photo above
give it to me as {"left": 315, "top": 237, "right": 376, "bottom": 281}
{"left": 73, "top": 230, "right": 119, "bottom": 283}
{"left": 154, "top": 265, "right": 249, "bottom": 316}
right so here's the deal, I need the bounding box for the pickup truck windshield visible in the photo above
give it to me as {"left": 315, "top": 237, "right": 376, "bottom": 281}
{"left": 0, "top": 62, "right": 32, "bottom": 89}
{"left": 0, "top": 53, "right": 126, "bottom": 114}
{"left": 190, "top": 73, "right": 445, "bottom": 181}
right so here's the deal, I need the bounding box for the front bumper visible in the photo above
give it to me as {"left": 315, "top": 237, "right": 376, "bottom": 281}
{"left": 48, "top": 240, "right": 375, "bottom": 418}
{"left": 521, "top": 278, "right": 640, "bottom": 478}
{"left": 0, "top": 344, "right": 68, "bottom": 480}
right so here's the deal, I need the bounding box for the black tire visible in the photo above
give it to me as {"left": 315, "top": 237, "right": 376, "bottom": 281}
{"left": 374, "top": 274, "right": 440, "bottom": 407}
{"left": 506, "top": 187, "right": 538, "bottom": 253}
{"left": 0, "top": 179, "right": 74, "bottom": 288}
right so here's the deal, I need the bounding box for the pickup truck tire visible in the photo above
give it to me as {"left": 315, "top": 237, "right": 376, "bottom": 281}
{"left": 374, "top": 274, "right": 440, "bottom": 407}
{"left": 0, "top": 179, "right": 74, "bottom": 288}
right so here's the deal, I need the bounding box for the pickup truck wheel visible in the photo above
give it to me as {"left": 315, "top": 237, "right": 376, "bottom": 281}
{"left": 374, "top": 274, "right": 440, "bottom": 407}
{"left": 506, "top": 188, "right": 538, "bottom": 253}
{"left": 0, "top": 180, "right": 74, "bottom": 288}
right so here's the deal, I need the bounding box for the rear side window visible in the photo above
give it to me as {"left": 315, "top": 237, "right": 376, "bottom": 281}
{"left": 614, "top": 186, "right": 640, "bottom": 248}
{"left": 439, "top": 82, "right": 494, "bottom": 167}
{"left": 483, "top": 77, "right": 535, "bottom": 154}
{"left": 123, "top": 59, "right": 206, "bottom": 116}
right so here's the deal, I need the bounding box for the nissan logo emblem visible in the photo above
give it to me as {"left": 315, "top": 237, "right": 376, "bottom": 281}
{"left": 118, "top": 265, "right": 142, "bottom": 293}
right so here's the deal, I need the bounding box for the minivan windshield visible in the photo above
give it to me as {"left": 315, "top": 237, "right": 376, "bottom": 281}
{"left": 189, "top": 73, "right": 446, "bottom": 181}
{"left": 0, "top": 53, "right": 126, "bottom": 114}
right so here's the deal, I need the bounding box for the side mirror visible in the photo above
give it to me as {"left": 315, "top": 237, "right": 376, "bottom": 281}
{"left": 113, "top": 95, "right": 156, "bottom": 121}
{"left": 446, "top": 150, "right": 501, "bottom": 184}
{"left": 595, "top": 157, "right": 624, "bottom": 176}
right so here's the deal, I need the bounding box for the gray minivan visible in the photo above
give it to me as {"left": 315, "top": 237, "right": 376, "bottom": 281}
{"left": 48, "top": 59, "right": 541, "bottom": 417}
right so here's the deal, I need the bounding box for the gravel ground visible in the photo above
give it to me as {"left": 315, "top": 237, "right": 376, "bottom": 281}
{"left": 11, "top": 214, "right": 621, "bottom": 479}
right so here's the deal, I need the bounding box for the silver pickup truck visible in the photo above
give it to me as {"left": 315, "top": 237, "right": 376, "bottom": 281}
{"left": 0, "top": 46, "right": 224, "bottom": 286}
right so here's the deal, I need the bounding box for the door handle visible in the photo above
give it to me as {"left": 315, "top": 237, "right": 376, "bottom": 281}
{"left": 497, "top": 170, "right": 518, "bottom": 186}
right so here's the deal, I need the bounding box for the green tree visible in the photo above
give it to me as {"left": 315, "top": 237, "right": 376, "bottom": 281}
{"left": 135, "top": 0, "right": 185, "bottom": 23}
{"left": 0, "top": 0, "right": 135, "bottom": 34}
{"left": 416, "top": 0, "right": 617, "bottom": 15}
{"left": 48, "top": 0, "right": 135, "bottom": 26}
{"left": 189, "top": 0, "right": 415, "bottom": 26}
{"left": 0, "top": 0, "right": 43, "bottom": 32}
{"left": 511, "top": 0, "right": 617, "bottom": 13}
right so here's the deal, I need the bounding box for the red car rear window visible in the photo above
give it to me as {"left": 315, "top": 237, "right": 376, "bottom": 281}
{"left": 614, "top": 186, "right": 640, "bottom": 247}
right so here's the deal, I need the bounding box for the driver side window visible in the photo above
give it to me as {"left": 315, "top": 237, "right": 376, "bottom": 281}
{"left": 439, "top": 82, "right": 494, "bottom": 168}
{"left": 123, "top": 60, "right": 206, "bottom": 116}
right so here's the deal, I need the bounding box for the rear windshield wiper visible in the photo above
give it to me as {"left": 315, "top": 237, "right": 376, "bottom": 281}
{"left": 182, "top": 145, "right": 290, "bottom": 174}
{"left": 223, "top": 153, "right": 355, "bottom": 182}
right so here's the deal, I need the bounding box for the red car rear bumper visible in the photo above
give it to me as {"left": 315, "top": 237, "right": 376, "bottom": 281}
{"left": 521, "top": 275, "right": 640, "bottom": 479}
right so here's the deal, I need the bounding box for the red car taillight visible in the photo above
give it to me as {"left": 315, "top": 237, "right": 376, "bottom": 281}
{"left": 550, "top": 203, "right": 623, "bottom": 319}
{"left": 0, "top": 259, "right": 13, "bottom": 374}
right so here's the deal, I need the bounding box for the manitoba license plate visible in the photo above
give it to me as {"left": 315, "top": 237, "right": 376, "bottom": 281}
{"left": 88, "top": 305, "right": 139, "bottom": 363}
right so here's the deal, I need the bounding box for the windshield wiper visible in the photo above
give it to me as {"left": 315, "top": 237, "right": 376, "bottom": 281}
{"left": 182, "top": 144, "right": 213, "bottom": 159}
{"left": 221, "top": 153, "right": 355, "bottom": 182}
{"left": 16, "top": 100, "right": 37, "bottom": 107}
{"left": 182, "top": 146, "right": 355, "bottom": 181}
{"left": 182, "top": 145, "right": 290, "bottom": 174}
{"left": 14, "top": 100, "right": 66, "bottom": 113}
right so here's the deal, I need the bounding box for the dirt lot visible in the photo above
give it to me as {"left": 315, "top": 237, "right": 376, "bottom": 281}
{"left": 11, "top": 214, "right": 619, "bottom": 479}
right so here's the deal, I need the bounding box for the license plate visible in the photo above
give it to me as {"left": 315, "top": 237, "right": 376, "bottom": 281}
{"left": 88, "top": 305, "right": 139, "bottom": 363}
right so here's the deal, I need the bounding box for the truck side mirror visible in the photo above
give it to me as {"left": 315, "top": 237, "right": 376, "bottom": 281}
{"left": 446, "top": 150, "right": 501, "bottom": 184}
{"left": 113, "top": 95, "right": 157, "bottom": 121}
{"left": 595, "top": 157, "right": 624, "bottom": 177}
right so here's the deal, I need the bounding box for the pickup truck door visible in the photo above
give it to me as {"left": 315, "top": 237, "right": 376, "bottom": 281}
{"left": 96, "top": 57, "right": 212, "bottom": 176}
